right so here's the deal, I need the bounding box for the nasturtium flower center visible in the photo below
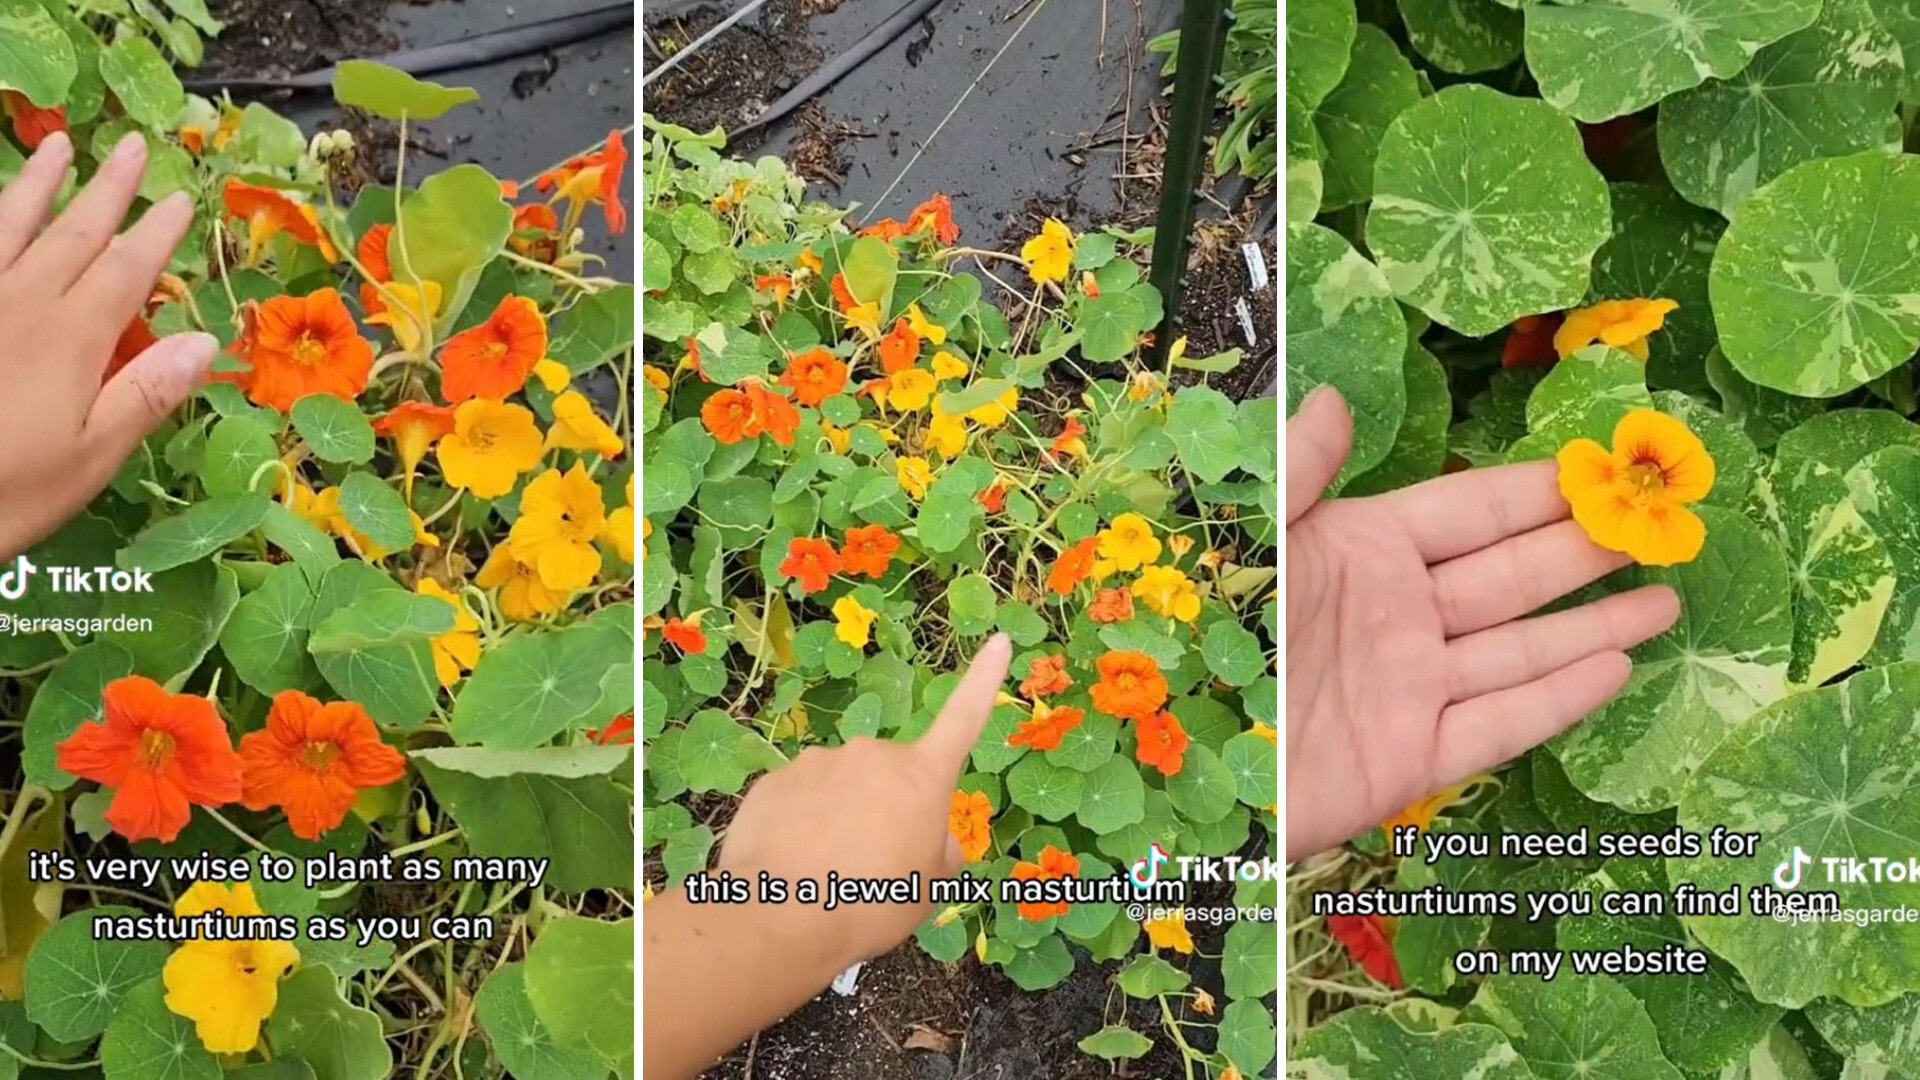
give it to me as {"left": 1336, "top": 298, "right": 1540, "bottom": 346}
{"left": 292, "top": 333, "right": 327, "bottom": 367}
{"left": 1624, "top": 460, "right": 1666, "bottom": 503}
{"left": 300, "top": 741, "right": 340, "bottom": 771}
{"left": 138, "top": 728, "right": 175, "bottom": 769}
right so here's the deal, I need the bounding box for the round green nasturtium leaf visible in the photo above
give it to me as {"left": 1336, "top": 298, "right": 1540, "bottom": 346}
{"left": 677, "top": 709, "right": 758, "bottom": 795}
{"left": 1344, "top": 342, "right": 1450, "bottom": 496}
{"left": 1673, "top": 662, "right": 1920, "bottom": 1008}
{"left": 474, "top": 962, "right": 608, "bottom": 1080}
{"left": 1165, "top": 743, "right": 1236, "bottom": 824}
{"left": 1217, "top": 1000, "right": 1277, "bottom": 1077}
{"left": 1077, "top": 1024, "right": 1153, "bottom": 1061}
{"left": 1073, "top": 757, "right": 1145, "bottom": 834}
{"left": 1221, "top": 730, "right": 1278, "bottom": 809}
{"left": 106, "top": 560, "right": 241, "bottom": 684}
{"left": 1747, "top": 432, "right": 1896, "bottom": 688}
{"left": 1556, "top": 858, "right": 1784, "bottom": 1073}
{"left": 1368, "top": 85, "right": 1611, "bottom": 337}
{"left": 23, "top": 907, "right": 167, "bottom": 1040}
{"left": 0, "top": 2, "right": 76, "bottom": 107}
{"left": 267, "top": 966, "right": 393, "bottom": 1080}
{"left": 1523, "top": 0, "right": 1821, "bottom": 122}
{"left": 1286, "top": 0, "right": 1357, "bottom": 111}
{"left": 290, "top": 395, "right": 376, "bottom": 464}
{"left": 524, "top": 917, "right": 634, "bottom": 1068}
{"left": 1165, "top": 385, "right": 1243, "bottom": 485}
{"left": 118, "top": 492, "right": 271, "bottom": 574}
{"left": 221, "top": 561, "right": 322, "bottom": 696}
{"left": 1199, "top": 619, "right": 1264, "bottom": 686}
{"left": 1314, "top": 25, "right": 1421, "bottom": 211}
{"left": 332, "top": 60, "right": 478, "bottom": 121}
{"left": 1285, "top": 222, "right": 1408, "bottom": 486}
{"left": 1006, "top": 752, "right": 1085, "bottom": 821}
{"left": 1658, "top": 0, "right": 1903, "bottom": 216}
{"left": 201, "top": 413, "right": 279, "bottom": 496}
{"left": 1849, "top": 446, "right": 1920, "bottom": 666}
{"left": 99, "top": 978, "right": 221, "bottom": 1080}
{"left": 1115, "top": 953, "right": 1188, "bottom": 998}
{"left": 1588, "top": 184, "right": 1724, "bottom": 395}
{"left": 1548, "top": 506, "right": 1791, "bottom": 812}
{"left": 996, "top": 933, "right": 1074, "bottom": 991}
{"left": 1397, "top": 0, "right": 1523, "bottom": 74}
{"left": 1712, "top": 152, "right": 1920, "bottom": 398}
{"left": 1466, "top": 973, "right": 1685, "bottom": 1080}
{"left": 1509, "top": 346, "right": 1652, "bottom": 463}
{"left": 1870, "top": 0, "right": 1920, "bottom": 103}
{"left": 99, "top": 35, "right": 184, "bottom": 131}
{"left": 1807, "top": 993, "right": 1920, "bottom": 1075}
{"left": 946, "top": 573, "right": 997, "bottom": 636}
{"left": 1291, "top": 1008, "right": 1532, "bottom": 1080}
{"left": 1222, "top": 915, "right": 1279, "bottom": 1000}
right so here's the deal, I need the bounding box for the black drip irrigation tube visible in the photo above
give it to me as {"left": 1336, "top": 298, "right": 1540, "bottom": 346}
{"left": 733, "top": 0, "right": 946, "bottom": 138}
{"left": 181, "top": 2, "right": 634, "bottom": 95}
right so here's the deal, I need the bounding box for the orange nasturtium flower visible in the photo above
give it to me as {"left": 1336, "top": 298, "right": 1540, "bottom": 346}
{"left": 1008, "top": 701, "right": 1084, "bottom": 752}
{"left": 1501, "top": 312, "right": 1564, "bottom": 369}
{"left": 778, "top": 347, "right": 848, "bottom": 407}
{"left": 832, "top": 596, "right": 878, "bottom": 650}
{"left": 222, "top": 179, "right": 338, "bottom": 264}
{"left": 438, "top": 399, "right": 545, "bottom": 499}
{"left": 1047, "top": 536, "right": 1100, "bottom": 595}
{"left": 546, "top": 389, "right": 625, "bottom": 458}
{"left": 357, "top": 223, "right": 394, "bottom": 282}
{"left": 1143, "top": 908, "right": 1195, "bottom": 954}
{"left": 178, "top": 104, "right": 240, "bottom": 157}
{"left": 508, "top": 464, "right": 609, "bottom": 591}
{"left": 230, "top": 289, "right": 374, "bottom": 412}
{"left": 1090, "top": 651, "right": 1169, "bottom": 722}
{"left": 948, "top": 790, "right": 992, "bottom": 863}
{"left": 1020, "top": 218, "right": 1075, "bottom": 285}
{"left": 1048, "top": 415, "right": 1088, "bottom": 461}
{"left": 587, "top": 713, "right": 635, "bottom": 745}
{"left": 878, "top": 318, "right": 921, "bottom": 373}
{"left": 976, "top": 480, "right": 1007, "bottom": 514}
{"left": 907, "top": 193, "right": 960, "bottom": 245}
{"left": 107, "top": 314, "right": 158, "bottom": 384}
{"left": 839, "top": 524, "right": 900, "bottom": 579}
{"left": 375, "top": 402, "right": 457, "bottom": 494}
{"left": 746, "top": 382, "right": 801, "bottom": 446}
{"left": 239, "top": 691, "right": 407, "bottom": 840}
{"left": 780, "top": 537, "right": 842, "bottom": 593}
{"left": 163, "top": 882, "right": 300, "bottom": 1053}
{"left": 1556, "top": 409, "right": 1715, "bottom": 566}
{"left": 1381, "top": 775, "right": 1487, "bottom": 835}
{"left": 54, "top": 677, "right": 242, "bottom": 844}
{"left": 662, "top": 614, "right": 708, "bottom": 655}
{"left": 1088, "top": 587, "right": 1134, "bottom": 624}
{"left": 478, "top": 544, "right": 573, "bottom": 622}
{"left": 1010, "top": 844, "right": 1080, "bottom": 921}
{"left": 1096, "top": 513, "right": 1160, "bottom": 572}
{"left": 441, "top": 296, "right": 548, "bottom": 402}
{"left": 1553, "top": 297, "right": 1679, "bottom": 362}
{"left": 701, "top": 388, "right": 755, "bottom": 444}
{"left": 1, "top": 90, "right": 65, "bottom": 150}
{"left": 1134, "top": 709, "right": 1190, "bottom": 776}
{"left": 1132, "top": 565, "right": 1202, "bottom": 623}
{"left": 537, "top": 129, "right": 629, "bottom": 234}
{"left": 1020, "top": 655, "right": 1072, "bottom": 699}
{"left": 510, "top": 203, "right": 562, "bottom": 260}
{"left": 756, "top": 274, "right": 795, "bottom": 307}
{"left": 417, "top": 579, "right": 481, "bottom": 686}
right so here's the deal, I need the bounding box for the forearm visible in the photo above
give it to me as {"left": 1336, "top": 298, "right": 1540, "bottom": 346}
{"left": 641, "top": 886, "right": 849, "bottom": 1079}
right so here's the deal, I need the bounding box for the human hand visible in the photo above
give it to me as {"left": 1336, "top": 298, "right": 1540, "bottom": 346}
{"left": 0, "top": 131, "right": 217, "bottom": 562}
{"left": 713, "top": 632, "right": 1013, "bottom": 970}
{"left": 1285, "top": 387, "right": 1681, "bottom": 861}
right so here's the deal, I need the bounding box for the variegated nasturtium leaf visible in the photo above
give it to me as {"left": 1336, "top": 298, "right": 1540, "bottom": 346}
{"left": 1289, "top": 1007, "right": 1532, "bottom": 1080}
{"left": 1465, "top": 973, "right": 1686, "bottom": 1080}
{"left": 1548, "top": 506, "right": 1790, "bottom": 812}
{"left": 1711, "top": 152, "right": 1920, "bottom": 398}
{"left": 1652, "top": 391, "right": 1759, "bottom": 509}
{"left": 1806, "top": 993, "right": 1920, "bottom": 1075}
{"left": 1871, "top": 0, "right": 1920, "bottom": 102}
{"left": 1286, "top": 94, "right": 1323, "bottom": 225}
{"left": 1672, "top": 662, "right": 1920, "bottom": 1008}
{"left": 1285, "top": 0, "right": 1357, "bottom": 112}
{"left": 1587, "top": 184, "right": 1724, "bottom": 396}
{"left": 1367, "top": 84, "right": 1611, "bottom": 337}
{"left": 1555, "top": 857, "right": 1784, "bottom": 1073}
{"left": 1522, "top": 0, "right": 1821, "bottom": 122}
{"left": 1344, "top": 341, "right": 1451, "bottom": 496}
{"left": 1658, "top": 0, "right": 1904, "bottom": 216}
{"left": 1506, "top": 345, "right": 1651, "bottom": 464}
{"left": 1746, "top": 448, "right": 1894, "bottom": 689}
{"left": 1850, "top": 446, "right": 1920, "bottom": 666}
{"left": 1396, "top": 0, "right": 1523, "bottom": 74}
{"left": 1314, "top": 24, "right": 1422, "bottom": 211}
{"left": 1284, "top": 222, "right": 1408, "bottom": 485}
{"left": 1719, "top": 1024, "right": 1823, "bottom": 1080}
{"left": 1394, "top": 833, "right": 1496, "bottom": 994}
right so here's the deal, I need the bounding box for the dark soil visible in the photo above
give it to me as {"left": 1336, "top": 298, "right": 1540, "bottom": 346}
{"left": 196, "top": 0, "right": 399, "bottom": 80}
{"left": 645, "top": 0, "right": 824, "bottom": 147}
{"left": 1173, "top": 214, "right": 1277, "bottom": 401}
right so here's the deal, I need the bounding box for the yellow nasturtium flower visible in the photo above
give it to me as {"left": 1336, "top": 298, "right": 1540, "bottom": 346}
{"left": 965, "top": 385, "right": 1019, "bottom": 428}
{"left": 546, "top": 389, "right": 626, "bottom": 457}
{"left": 1021, "top": 218, "right": 1075, "bottom": 285}
{"left": 930, "top": 350, "right": 969, "bottom": 381}
{"left": 508, "top": 464, "right": 608, "bottom": 591}
{"left": 889, "top": 368, "right": 937, "bottom": 412}
{"left": 162, "top": 882, "right": 299, "bottom": 1054}
{"left": 533, "top": 357, "right": 572, "bottom": 393}
{"left": 438, "top": 399, "right": 544, "bottom": 499}
{"left": 477, "top": 543, "right": 572, "bottom": 622}
{"left": 906, "top": 302, "right": 947, "bottom": 345}
{"left": 896, "top": 456, "right": 933, "bottom": 501}
{"left": 364, "top": 280, "right": 442, "bottom": 355}
{"left": 1142, "top": 909, "right": 1194, "bottom": 954}
{"left": 833, "top": 595, "right": 877, "bottom": 649}
{"left": 1556, "top": 409, "right": 1714, "bottom": 566}
{"left": 1553, "top": 297, "right": 1679, "bottom": 362}
{"left": 607, "top": 476, "right": 636, "bottom": 564}
{"left": 1132, "top": 565, "right": 1202, "bottom": 623}
{"left": 1096, "top": 513, "right": 1161, "bottom": 572}
{"left": 927, "top": 402, "right": 968, "bottom": 459}
{"left": 1382, "top": 775, "right": 1490, "bottom": 834}
{"left": 417, "top": 578, "right": 481, "bottom": 687}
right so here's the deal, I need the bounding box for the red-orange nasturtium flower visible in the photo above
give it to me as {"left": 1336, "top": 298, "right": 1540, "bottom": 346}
{"left": 231, "top": 289, "right": 374, "bottom": 412}
{"left": 536, "top": 129, "right": 628, "bottom": 234}
{"left": 839, "top": 524, "right": 900, "bottom": 579}
{"left": 357, "top": 223, "right": 394, "bottom": 283}
{"left": 586, "top": 714, "right": 635, "bottom": 745}
{"left": 756, "top": 274, "right": 794, "bottom": 307}
{"left": 860, "top": 218, "right": 907, "bottom": 241}
{"left": 948, "top": 790, "right": 992, "bottom": 863}
{"left": 1048, "top": 415, "right": 1088, "bottom": 460}
{"left": 779, "top": 537, "right": 841, "bottom": 593}
{"left": 1501, "top": 313, "right": 1562, "bottom": 369}
{"left": 1134, "top": 709, "right": 1189, "bottom": 776}
{"left": 977, "top": 482, "right": 1007, "bottom": 514}
{"left": 54, "top": 677, "right": 243, "bottom": 844}
{"left": 1090, "top": 651, "right": 1168, "bottom": 722}
{"left": 1087, "top": 587, "right": 1134, "bottom": 624}
{"left": 1326, "top": 914, "right": 1403, "bottom": 989}
{"left": 745, "top": 382, "right": 801, "bottom": 446}
{"left": 1, "top": 90, "right": 66, "bottom": 150}
{"left": 1010, "top": 844, "right": 1079, "bottom": 921}
{"left": 106, "top": 315, "right": 158, "bottom": 383}
{"left": 878, "top": 319, "right": 920, "bottom": 373}
{"left": 509, "top": 203, "right": 561, "bottom": 259}
{"left": 1020, "top": 655, "right": 1071, "bottom": 699}
{"left": 701, "top": 388, "right": 754, "bottom": 444}
{"left": 238, "top": 691, "right": 406, "bottom": 841}
{"left": 222, "top": 179, "right": 339, "bottom": 264}
{"left": 907, "top": 193, "right": 959, "bottom": 245}
{"left": 440, "top": 296, "right": 548, "bottom": 402}
{"left": 1007, "top": 701, "right": 1084, "bottom": 752}
{"left": 778, "top": 347, "right": 848, "bottom": 407}
{"left": 661, "top": 615, "right": 708, "bottom": 655}
{"left": 1047, "top": 537, "right": 1099, "bottom": 595}
{"left": 373, "top": 402, "right": 457, "bottom": 493}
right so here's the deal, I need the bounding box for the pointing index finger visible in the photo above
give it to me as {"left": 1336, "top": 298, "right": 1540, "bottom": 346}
{"left": 914, "top": 634, "right": 1013, "bottom": 780}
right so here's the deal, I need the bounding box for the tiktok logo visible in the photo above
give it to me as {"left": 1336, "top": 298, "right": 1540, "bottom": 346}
{"left": 1774, "top": 845, "right": 1813, "bottom": 891}
{"left": 1129, "top": 844, "right": 1171, "bottom": 888}
{"left": 0, "top": 556, "right": 35, "bottom": 601}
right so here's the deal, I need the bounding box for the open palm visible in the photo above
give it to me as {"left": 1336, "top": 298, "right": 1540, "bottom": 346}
{"left": 1285, "top": 388, "right": 1680, "bottom": 861}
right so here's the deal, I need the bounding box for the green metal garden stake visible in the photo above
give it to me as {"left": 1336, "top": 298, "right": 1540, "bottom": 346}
{"left": 1146, "top": 0, "right": 1233, "bottom": 370}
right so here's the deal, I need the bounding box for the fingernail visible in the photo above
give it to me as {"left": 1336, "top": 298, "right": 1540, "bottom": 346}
{"left": 170, "top": 333, "right": 219, "bottom": 379}
{"left": 111, "top": 131, "right": 146, "bottom": 165}
{"left": 984, "top": 633, "right": 1011, "bottom": 657}
{"left": 1303, "top": 384, "right": 1336, "bottom": 410}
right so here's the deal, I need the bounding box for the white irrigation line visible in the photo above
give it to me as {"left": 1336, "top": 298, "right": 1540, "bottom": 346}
{"left": 642, "top": 0, "right": 773, "bottom": 88}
